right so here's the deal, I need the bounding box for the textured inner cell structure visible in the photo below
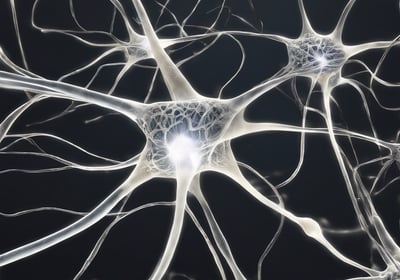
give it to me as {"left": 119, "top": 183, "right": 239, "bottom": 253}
{"left": 0, "top": 0, "right": 399, "bottom": 279}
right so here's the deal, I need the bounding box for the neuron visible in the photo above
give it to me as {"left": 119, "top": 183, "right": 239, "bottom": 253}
{"left": 0, "top": 0, "right": 399, "bottom": 279}
{"left": 213, "top": 1, "right": 400, "bottom": 276}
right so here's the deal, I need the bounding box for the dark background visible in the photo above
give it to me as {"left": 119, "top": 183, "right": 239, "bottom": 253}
{"left": 0, "top": 0, "right": 399, "bottom": 279}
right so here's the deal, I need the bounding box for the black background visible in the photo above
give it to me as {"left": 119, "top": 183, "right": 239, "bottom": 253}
{"left": 0, "top": 0, "right": 399, "bottom": 279}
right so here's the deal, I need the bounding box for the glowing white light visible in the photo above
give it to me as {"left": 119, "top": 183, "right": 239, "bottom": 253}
{"left": 167, "top": 134, "right": 200, "bottom": 169}
{"left": 316, "top": 54, "right": 328, "bottom": 68}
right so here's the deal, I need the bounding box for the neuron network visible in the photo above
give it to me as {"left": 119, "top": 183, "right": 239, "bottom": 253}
{"left": 0, "top": 0, "right": 399, "bottom": 279}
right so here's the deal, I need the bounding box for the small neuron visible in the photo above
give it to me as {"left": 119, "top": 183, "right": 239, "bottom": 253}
{"left": 138, "top": 101, "right": 230, "bottom": 175}
{"left": 288, "top": 34, "right": 346, "bottom": 74}
{"left": 125, "top": 38, "right": 150, "bottom": 61}
{"left": 126, "top": 44, "right": 149, "bottom": 60}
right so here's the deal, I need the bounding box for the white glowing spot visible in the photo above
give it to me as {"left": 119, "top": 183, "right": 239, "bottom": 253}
{"left": 316, "top": 54, "right": 328, "bottom": 68}
{"left": 167, "top": 134, "right": 200, "bottom": 169}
